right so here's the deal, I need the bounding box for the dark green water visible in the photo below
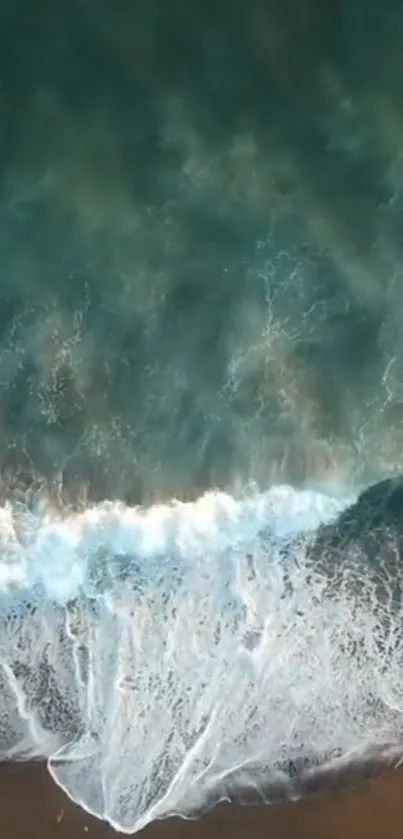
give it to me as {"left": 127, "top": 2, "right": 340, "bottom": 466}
{"left": 0, "top": 0, "right": 402, "bottom": 503}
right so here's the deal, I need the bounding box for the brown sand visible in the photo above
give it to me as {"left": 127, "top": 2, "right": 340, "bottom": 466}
{"left": 2, "top": 761, "right": 403, "bottom": 839}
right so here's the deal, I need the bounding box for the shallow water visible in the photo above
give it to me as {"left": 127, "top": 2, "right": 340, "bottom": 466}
{"left": 0, "top": 482, "right": 402, "bottom": 831}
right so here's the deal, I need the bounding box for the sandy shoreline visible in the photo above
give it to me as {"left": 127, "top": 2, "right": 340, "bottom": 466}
{"left": 2, "top": 760, "right": 403, "bottom": 839}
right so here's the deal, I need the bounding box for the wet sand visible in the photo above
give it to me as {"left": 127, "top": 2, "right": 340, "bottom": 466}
{"left": 3, "top": 761, "right": 403, "bottom": 839}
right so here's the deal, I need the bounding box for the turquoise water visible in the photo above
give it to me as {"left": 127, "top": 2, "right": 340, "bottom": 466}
{"left": 0, "top": 0, "right": 402, "bottom": 497}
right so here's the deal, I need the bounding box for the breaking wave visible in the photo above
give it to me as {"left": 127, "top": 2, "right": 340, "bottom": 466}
{"left": 0, "top": 480, "right": 403, "bottom": 832}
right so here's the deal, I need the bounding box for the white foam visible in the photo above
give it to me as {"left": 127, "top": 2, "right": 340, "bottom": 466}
{"left": 0, "top": 482, "right": 402, "bottom": 833}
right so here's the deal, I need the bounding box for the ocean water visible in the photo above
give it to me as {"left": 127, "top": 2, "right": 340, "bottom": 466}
{"left": 0, "top": 481, "right": 403, "bottom": 832}
{"left": 1, "top": 0, "right": 403, "bottom": 833}
{"left": 1, "top": 0, "right": 403, "bottom": 499}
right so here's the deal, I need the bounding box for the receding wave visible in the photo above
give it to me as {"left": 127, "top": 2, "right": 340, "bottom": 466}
{"left": 1, "top": 480, "right": 403, "bottom": 832}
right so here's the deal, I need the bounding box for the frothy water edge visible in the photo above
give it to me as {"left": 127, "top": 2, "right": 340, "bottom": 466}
{"left": 0, "top": 482, "right": 403, "bottom": 833}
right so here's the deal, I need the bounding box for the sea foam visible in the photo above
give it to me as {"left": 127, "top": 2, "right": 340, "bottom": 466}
{"left": 0, "top": 483, "right": 402, "bottom": 833}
